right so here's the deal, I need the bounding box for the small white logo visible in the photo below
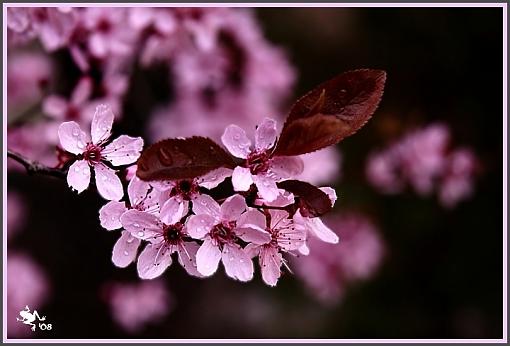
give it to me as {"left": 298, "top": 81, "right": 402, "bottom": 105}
{"left": 16, "top": 305, "right": 52, "bottom": 332}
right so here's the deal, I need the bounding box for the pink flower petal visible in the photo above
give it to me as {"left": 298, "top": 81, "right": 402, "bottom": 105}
{"left": 253, "top": 174, "right": 279, "bottom": 202}
{"left": 244, "top": 243, "right": 261, "bottom": 259}
{"left": 43, "top": 96, "right": 68, "bottom": 119}
{"left": 94, "top": 164, "right": 124, "bottom": 201}
{"left": 298, "top": 242, "right": 310, "bottom": 256}
{"left": 67, "top": 159, "right": 91, "bottom": 193}
{"left": 89, "top": 33, "right": 107, "bottom": 58}
{"left": 58, "top": 121, "right": 88, "bottom": 155}
{"left": 127, "top": 177, "right": 150, "bottom": 207}
{"left": 231, "top": 166, "right": 253, "bottom": 191}
{"left": 112, "top": 231, "right": 141, "bottom": 268}
{"left": 177, "top": 242, "right": 203, "bottom": 277}
{"left": 120, "top": 210, "right": 162, "bottom": 241}
{"left": 102, "top": 135, "right": 144, "bottom": 166}
{"left": 220, "top": 194, "right": 247, "bottom": 221}
{"left": 191, "top": 194, "right": 221, "bottom": 220}
{"left": 160, "top": 198, "right": 187, "bottom": 225}
{"left": 137, "top": 243, "right": 172, "bottom": 279}
{"left": 319, "top": 187, "right": 337, "bottom": 206}
{"left": 197, "top": 167, "right": 233, "bottom": 189}
{"left": 99, "top": 201, "right": 127, "bottom": 230}
{"left": 238, "top": 209, "right": 266, "bottom": 231}
{"left": 221, "top": 125, "right": 251, "bottom": 159}
{"left": 260, "top": 246, "right": 282, "bottom": 287}
{"left": 295, "top": 212, "right": 339, "bottom": 244}
{"left": 222, "top": 243, "right": 254, "bottom": 282}
{"left": 186, "top": 214, "right": 216, "bottom": 239}
{"left": 269, "top": 156, "right": 304, "bottom": 180}
{"left": 91, "top": 104, "right": 114, "bottom": 144}
{"left": 255, "top": 118, "right": 277, "bottom": 150}
{"left": 71, "top": 76, "right": 92, "bottom": 105}
{"left": 196, "top": 237, "right": 221, "bottom": 277}
{"left": 235, "top": 227, "right": 271, "bottom": 245}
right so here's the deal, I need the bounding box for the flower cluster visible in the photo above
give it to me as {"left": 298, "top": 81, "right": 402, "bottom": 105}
{"left": 366, "top": 123, "right": 478, "bottom": 208}
{"left": 91, "top": 116, "right": 339, "bottom": 286}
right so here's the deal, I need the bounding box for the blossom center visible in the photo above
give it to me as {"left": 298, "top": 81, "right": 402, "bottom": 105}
{"left": 163, "top": 223, "right": 184, "bottom": 245}
{"left": 210, "top": 221, "right": 236, "bottom": 245}
{"left": 83, "top": 143, "right": 103, "bottom": 165}
{"left": 170, "top": 179, "right": 199, "bottom": 200}
{"left": 97, "top": 19, "right": 112, "bottom": 33}
{"left": 246, "top": 150, "right": 270, "bottom": 175}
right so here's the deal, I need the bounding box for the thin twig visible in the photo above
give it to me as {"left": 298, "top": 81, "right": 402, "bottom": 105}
{"left": 7, "top": 150, "right": 67, "bottom": 179}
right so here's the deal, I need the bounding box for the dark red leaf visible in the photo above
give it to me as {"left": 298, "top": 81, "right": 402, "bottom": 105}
{"left": 277, "top": 180, "right": 332, "bottom": 217}
{"left": 274, "top": 69, "right": 386, "bottom": 156}
{"left": 136, "top": 137, "right": 235, "bottom": 181}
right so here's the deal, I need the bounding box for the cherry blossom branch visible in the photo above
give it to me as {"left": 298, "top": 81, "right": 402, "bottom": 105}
{"left": 7, "top": 149, "right": 67, "bottom": 179}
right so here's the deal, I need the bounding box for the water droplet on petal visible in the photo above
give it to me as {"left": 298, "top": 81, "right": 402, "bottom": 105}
{"left": 126, "top": 236, "right": 134, "bottom": 244}
{"left": 240, "top": 259, "right": 244, "bottom": 263}
{"left": 123, "top": 251, "right": 129, "bottom": 256}
{"left": 133, "top": 223, "right": 140, "bottom": 227}
{"left": 77, "top": 142, "right": 84, "bottom": 149}
{"left": 74, "top": 167, "right": 81, "bottom": 172}
{"left": 234, "top": 134, "right": 240, "bottom": 140}
{"left": 137, "top": 231, "right": 144, "bottom": 237}
{"left": 111, "top": 216, "right": 116, "bottom": 221}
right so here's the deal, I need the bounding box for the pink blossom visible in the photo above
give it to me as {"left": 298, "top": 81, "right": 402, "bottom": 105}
{"left": 294, "top": 213, "right": 385, "bottom": 304}
{"left": 7, "top": 8, "right": 77, "bottom": 51}
{"left": 366, "top": 123, "right": 478, "bottom": 207}
{"left": 99, "top": 175, "right": 160, "bottom": 268}
{"left": 7, "top": 253, "right": 50, "bottom": 337}
{"left": 150, "top": 167, "right": 232, "bottom": 210}
{"left": 102, "top": 280, "right": 173, "bottom": 333}
{"left": 439, "top": 148, "right": 477, "bottom": 208}
{"left": 120, "top": 198, "right": 202, "bottom": 279}
{"left": 82, "top": 8, "right": 136, "bottom": 59}
{"left": 43, "top": 76, "right": 93, "bottom": 122}
{"left": 58, "top": 104, "right": 143, "bottom": 200}
{"left": 187, "top": 194, "right": 271, "bottom": 281}
{"left": 221, "top": 118, "right": 303, "bottom": 202}
{"left": 244, "top": 209, "right": 306, "bottom": 286}
{"left": 294, "top": 187, "right": 339, "bottom": 255}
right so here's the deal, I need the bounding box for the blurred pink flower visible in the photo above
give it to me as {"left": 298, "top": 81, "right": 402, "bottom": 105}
{"left": 102, "top": 280, "right": 173, "bottom": 334}
{"left": 296, "top": 148, "right": 342, "bottom": 186}
{"left": 43, "top": 76, "right": 94, "bottom": 122}
{"left": 7, "top": 51, "right": 51, "bottom": 116}
{"left": 294, "top": 212, "right": 385, "bottom": 304}
{"left": 439, "top": 148, "right": 478, "bottom": 208}
{"left": 187, "top": 194, "right": 270, "bottom": 281}
{"left": 58, "top": 104, "right": 143, "bottom": 200}
{"left": 221, "top": 118, "right": 303, "bottom": 202}
{"left": 366, "top": 123, "right": 478, "bottom": 207}
{"left": 7, "top": 253, "right": 50, "bottom": 337}
{"left": 7, "top": 191, "right": 26, "bottom": 240}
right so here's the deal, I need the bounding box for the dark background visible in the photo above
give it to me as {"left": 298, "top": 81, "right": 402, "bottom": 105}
{"left": 7, "top": 8, "right": 504, "bottom": 338}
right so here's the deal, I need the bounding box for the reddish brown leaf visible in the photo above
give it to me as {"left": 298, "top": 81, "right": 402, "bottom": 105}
{"left": 274, "top": 69, "right": 386, "bottom": 156}
{"left": 277, "top": 180, "right": 332, "bottom": 217}
{"left": 136, "top": 137, "right": 235, "bottom": 181}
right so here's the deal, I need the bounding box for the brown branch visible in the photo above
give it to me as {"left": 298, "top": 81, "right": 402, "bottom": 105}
{"left": 7, "top": 150, "right": 67, "bottom": 179}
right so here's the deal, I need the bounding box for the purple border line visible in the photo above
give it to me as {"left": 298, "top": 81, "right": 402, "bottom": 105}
{"left": 3, "top": 3, "right": 8, "bottom": 344}
{"left": 2, "top": 2, "right": 507, "bottom": 343}
{"left": 1, "top": 2, "right": 508, "bottom": 7}
{"left": 503, "top": 2, "right": 508, "bottom": 343}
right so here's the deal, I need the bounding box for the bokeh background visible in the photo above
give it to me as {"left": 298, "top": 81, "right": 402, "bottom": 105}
{"left": 6, "top": 7, "right": 503, "bottom": 339}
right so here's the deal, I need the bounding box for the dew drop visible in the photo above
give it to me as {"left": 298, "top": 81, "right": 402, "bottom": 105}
{"left": 111, "top": 216, "right": 116, "bottom": 221}
{"left": 74, "top": 167, "right": 81, "bottom": 172}
{"left": 137, "top": 231, "right": 145, "bottom": 237}
{"left": 234, "top": 134, "right": 240, "bottom": 140}
{"left": 126, "top": 236, "right": 134, "bottom": 244}
{"left": 77, "top": 142, "right": 84, "bottom": 149}
{"left": 133, "top": 223, "right": 140, "bottom": 227}
{"left": 123, "top": 251, "right": 129, "bottom": 256}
